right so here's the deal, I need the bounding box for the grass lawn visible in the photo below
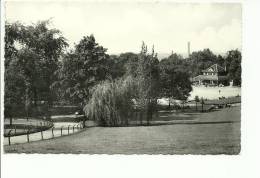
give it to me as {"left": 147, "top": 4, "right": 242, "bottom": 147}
{"left": 4, "top": 105, "right": 240, "bottom": 154}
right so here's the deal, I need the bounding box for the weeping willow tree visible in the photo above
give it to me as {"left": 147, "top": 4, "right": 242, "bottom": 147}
{"left": 84, "top": 42, "right": 160, "bottom": 126}
{"left": 84, "top": 76, "right": 137, "bottom": 126}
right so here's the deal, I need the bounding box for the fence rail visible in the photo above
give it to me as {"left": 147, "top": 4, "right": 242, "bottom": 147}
{"left": 4, "top": 122, "right": 84, "bottom": 146}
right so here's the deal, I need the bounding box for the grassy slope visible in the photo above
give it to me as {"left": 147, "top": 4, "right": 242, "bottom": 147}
{"left": 4, "top": 106, "right": 240, "bottom": 154}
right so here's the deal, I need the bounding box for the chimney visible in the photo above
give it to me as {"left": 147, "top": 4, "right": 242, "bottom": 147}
{"left": 187, "top": 42, "right": 191, "bottom": 57}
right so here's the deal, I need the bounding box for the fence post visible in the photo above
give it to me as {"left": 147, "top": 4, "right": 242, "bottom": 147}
{"left": 41, "top": 130, "right": 43, "bottom": 140}
{"left": 8, "top": 130, "right": 12, "bottom": 145}
{"left": 68, "top": 125, "right": 70, "bottom": 135}
{"left": 73, "top": 125, "right": 75, "bottom": 133}
{"left": 14, "top": 125, "right": 17, "bottom": 135}
{"left": 8, "top": 135, "right": 11, "bottom": 145}
{"left": 140, "top": 112, "right": 143, "bottom": 125}
{"left": 61, "top": 126, "right": 63, "bottom": 136}
{"left": 27, "top": 129, "right": 30, "bottom": 143}
{"left": 52, "top": 127, "right": 54, "bottom": 138}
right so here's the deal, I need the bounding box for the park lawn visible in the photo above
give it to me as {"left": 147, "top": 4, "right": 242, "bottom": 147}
{"left": 4, "top": 106, "right": 240, "bottom": 154}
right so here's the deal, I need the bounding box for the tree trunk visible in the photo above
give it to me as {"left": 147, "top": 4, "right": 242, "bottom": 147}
{"left": 146, "top": 110, "right": 150, "bottom": 126}
{"left": 82, "top": 117, "right": 86, "bottom": 128}
{"left": 125, "top": 113, "right": 129, "bottom": 126}
{"left": 9, "top": 117, "right": 13, "bottom": 126}
{"left": 25, "top": 86, "right": 30, "bottom": 119}
{"left": 33, "top": 87, "right": 37, "bottom": 107}
{"left": 140, "top": 112, "right": 143, "bottom": 125}
{"left": 46, "top": 78, "right": 53, "bottom": 119}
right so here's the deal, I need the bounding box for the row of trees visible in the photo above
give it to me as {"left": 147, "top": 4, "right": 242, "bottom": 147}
{"left": 4, "top": 20, "right": 241, "bottom": 126}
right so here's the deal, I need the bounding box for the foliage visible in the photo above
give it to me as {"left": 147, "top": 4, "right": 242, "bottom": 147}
{"left": 186, "top": 48, "right": 218, "bottom": 77}
{"left": 107, "top": 52, "right": 139, "bottom": 79}
{"left": 179, "top": 48, "right": 241, "bottom": 86}
{"left": 84, "top": 76, "right": 136, "bottom": 126}
{"left": 200, "top": 97, "right": 205, "bottom": 112}
{"left": 225, "top": 50, "right": 241, "bottom": 86}
{"left": 4, "top": 20, "right": 68, "bottom": 118}
{"left": 53, "top": 35, "right": 110, "bottom": 106}
{"left": 4, "top": 19, "right": 242, "bottom": 125}
{"left": 159, "top": 53, "right": 192, "bottom": 107}
{"left": 133, "top": 42, "right": 160, "bottom": 124}
{"left": 195, "top": 95, "right": 200, "bottom": 111}
{"left": 84, "top": 42, "right": 160, "bottom": 126}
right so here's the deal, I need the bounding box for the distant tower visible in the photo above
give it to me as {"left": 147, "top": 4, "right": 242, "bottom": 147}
{"left": 224, "top": 58, "right": 227, "bottom": 72}
{"left": 187, "top": 42, "right": 191, "bottom": 57}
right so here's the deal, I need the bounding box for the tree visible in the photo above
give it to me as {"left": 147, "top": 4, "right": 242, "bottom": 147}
{"left": 4, "top": 55, "right": 26, "bottom": 123}
{"left": 134, "top": 42, "right": 160, "bottom": 125}
{"left": 106, "top": 52, "right": 139, "bottom": 79}
{"left": 54, "top": 35, "right": 110, "bottom": 108}
{"left": 121, "top": 52, "right": 139, "bottom": 77}
{"left": 4, "top": 22, "right": 27, "bottom": 121}
{"left": 200, "top": 97, "right": 205, "bottom": 112}
{"left": 159, "top": 53, "right": 192, "bottom": 108}
{"left": 195, "top": 95, "right": 200, "bottom": 111}
{"left": 225, "top": 50, "right": 241, "bottom": 86}
{"left": 84, "top": 76, "right": 136, "bottom": 126}
{"left": 186, "top": 48, "right": 218, "bottom": 77}
{"left": 5, "top": 20, "right": 67, "bottom": 118}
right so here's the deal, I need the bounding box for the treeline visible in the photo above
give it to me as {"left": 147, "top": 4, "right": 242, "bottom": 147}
{"left": 4, "top": 21, "right": 241, "bottom": 126}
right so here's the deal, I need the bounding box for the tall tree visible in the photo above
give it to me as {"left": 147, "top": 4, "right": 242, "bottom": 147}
{"left": 195, "top": 95, "right": 200, "bottom": 111}
{"left": 225, "top": 50, "right": 241, "bottom": 86}
{"left": 54, "top": 35, "right": 110, "bottom": 106}
{"left": 5, "top": 20, "right": 67, "bottom": 118}
{"left": 159, "top": 53, "right": 192, "bottom": 108}
{"left": 187, "top": 48, "right": 218, "bottom": 77}
{"left": 106, "top": 52, "right": 139, "bottom": 79}
{"left": 134, "top": 42, "right": 160, "bottom": 124}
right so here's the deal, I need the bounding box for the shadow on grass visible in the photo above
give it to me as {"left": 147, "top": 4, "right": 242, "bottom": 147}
{"left": 101, "top": 120, "right": 240, "bottom": 128}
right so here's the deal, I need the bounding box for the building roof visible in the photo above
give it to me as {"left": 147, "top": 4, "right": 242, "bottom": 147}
{"left": 201, "top": 64, "right": 226, "bottom": 73}
{"left": 192, "top": 75, "right": 228, "bottom": 81}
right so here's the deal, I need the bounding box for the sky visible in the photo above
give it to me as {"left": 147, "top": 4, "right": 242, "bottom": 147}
{"left": 5, "top": 1, "right": 242, "bottom": 56}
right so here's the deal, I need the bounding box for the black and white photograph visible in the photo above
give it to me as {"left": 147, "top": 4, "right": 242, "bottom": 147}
{"left": 2, "top": 1, "right": 243, "bottom": 155}
{"left": 4, "top": 1, "right": 260, "bottom": 178}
